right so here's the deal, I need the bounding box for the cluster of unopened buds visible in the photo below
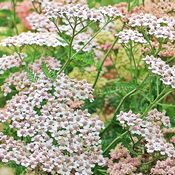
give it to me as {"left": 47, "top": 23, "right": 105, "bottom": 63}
{"left": 0, "top": 57, "right": 105, "bottom": 175}
{"left": 151, "top": 157, "right": 175, "bottom": 174}
{"left": 143, "top": 55, "right": 175, "bottom": 88}
{"left": 117, "top": 109, "right": 175, "bottom": 157}
{"left": 107, "top": 144, "right": 142, "bottom": 175}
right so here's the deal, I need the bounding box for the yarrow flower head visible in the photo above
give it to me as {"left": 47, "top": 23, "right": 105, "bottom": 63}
{"left": 0, "top": 31, "right": 67, "bottom": 47}
{"left": 117, "top": 109, "right": 175, "bottom": 157}
{"left": 107, "top": 144, "right": 141, "bottom": 175}
{"left": 42, "top": 1, "right": 123, "bottom": 22}
{"left": 143, "top": 55, "right": 175, "bottom": 88}
{"left": 0, "top": 53, "right": 26, "bottom": 74}
{"left": 151, "top": 157, "right": 175, "bottom": 175}
{"left": 26, "top": 12, "right": 57, "bottom": 32}
{"left": 0, "top": 57, "right": 105, "bottom": 174}
{"left": 128, "top": 13, "right": 158, "bottom": 28}
{"left": 128, "top": 13, "right": 175, "bottom": 41}
{"left": 116, "top": 29, "right": 147, "bottom": 44}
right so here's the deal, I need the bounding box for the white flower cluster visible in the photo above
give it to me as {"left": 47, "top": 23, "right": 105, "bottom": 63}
{"left": 0, "top": 53, "right": 26, "bottom": 74}
{"left": 42, "top": 1, "right": 122, "bottom": 21}
{"left": 0, "top": 32, "right": 67, "bottom": 47}
{"left": 117, "top": 109, "right": 175, "bottom": 157}
{"left": 128, "top": 13, "right": 158, "bottom": 28}
{"left": 116, "top": 29, "right": 147, "bottom": 44}
{"left": 149, "top": 25, "right": 175, "bottom": 41}
{"left": 26, "top": 12, "right": 57, "bottom": 32}
{"left": 0, "top": 57, "right": 105, "bottom": 175}
{"left": 128, "top": 14, "right": 175, "bottom": 40}
{"left": 143, "top": 55, "right": 175, "bottom": 88}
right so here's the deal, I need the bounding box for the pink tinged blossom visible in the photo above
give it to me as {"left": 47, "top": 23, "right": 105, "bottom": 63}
{"left": 107, "top": 144, "right": 141, "bottom": 175}
{"left": 116, "top": 29, "right": 147, "bottom": 44}
{"left": 143, "top": 55, "right": 175, "bottom": 89}
{"left": 42, "top": 2, "right": 123, "bottom": 21}
{"left": 151, "top": 158, "right": 175, "bottom": 175}
{"left": 117, "top": 109, "right": 175, "bottom": 157}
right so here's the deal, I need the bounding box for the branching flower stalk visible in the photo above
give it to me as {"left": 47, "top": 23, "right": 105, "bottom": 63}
{"left": 92, "top": 37, "right": 118, "bottom": 88}
{"left": 123, "top": 43, "right": 138, "bottom": 83}
{"left": 100, "top": 73, "right": 149, "bottom": 137}
{"left": 142, "top": 87, "right": 173, "bottom": 117}
{"left": 58, "top": 19, "right": 112, "bottom": 74}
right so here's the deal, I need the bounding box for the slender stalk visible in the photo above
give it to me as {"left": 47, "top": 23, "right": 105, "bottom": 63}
{"left": 100, "top": 88, "right": 137, "bottom": 137}
{"left": 128, "top": 0, "right": 131, "bottom": 12}
{"left": 58, "top": 18, "right": 77, "bottom": 74}
{"left": 100, "top": 73, "right": 149, "bottom": 137}
{"left": 52, "top": 19, "right": 69, "bottom": 44}
{"left": 103, "top": 131, "right": 128, "bottom": 154}
{"left": 11, "top": 0, "right": 18, "bottom": 35}
{"left": 142, "top": 88, "right": 173, "bottom": 117}
{"left": 154, "top": 39, "right": 163, "bottom": 57}
{"left": 129, "top": 43, "right": 138, "bottom": 82}
{"left": 92, "top": 37, "right": 118, "bottom": 88}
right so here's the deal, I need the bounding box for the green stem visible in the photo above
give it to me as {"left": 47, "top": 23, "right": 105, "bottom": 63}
{"left": 58, "top": 19, "right": 77, "bottom": 74}
{"left": 92, "top": 37, "right": 118, "bottom": 88}
{"left": 103, "top": 131, "right": 128, "bottom": 154}
{"left": 154, "top": 40, "right": 163, "bottom": 57}
{"left": 71, "top": 20, "right": 110, "bottom": 59}
{"left": 129, "top": 43, "right": 138, "bottom": 82}
{"left": 128, "top": 0, "right": 131, "bottom": 12}
{"left": 11, "top": 0, "right": 18, "bottom": 35}
{"left": 100, "top": 88, "right": 137, "bottom": 137}
{"left": 142, "top": 88, "right": 172, "bottom": 117}
{"left": 100, "top": 73, "right": 149, "bottom": 137}
{"left": 52, "top": 19, "right": 69, "bottom": 44}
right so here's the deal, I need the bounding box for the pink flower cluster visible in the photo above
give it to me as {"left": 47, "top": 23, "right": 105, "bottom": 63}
{"left": 0, "top": 32, "right": 67, "bottom": 47}
{"left": 107, "top": 144, "right": 142, "bottom": 175}
{"left": 117, "top": 109, "right": 175, "bottom": 157}
{"left": 0, "top": 53, "right": 26, "bottom": 74}
{"left": 151, "top": 157, "right": 175, "bottom": 175}
{"left": 143, "top": 55, "right": 175, "bottom": 88}
{"left": 0, "top": 57, "right": 105, "bottom": 174}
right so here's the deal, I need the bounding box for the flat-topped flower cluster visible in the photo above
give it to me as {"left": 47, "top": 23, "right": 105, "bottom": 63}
{"left": 117, "top": 109, "right": 174, "bottom": 157}
{"left": 42, "top": 2, "right": 123, "bottom": 21}
{"left": 0, "top": 31, "right": 67, "bottom": 47}
{"left": 143, "top": 55, "right": 175, "bottom": 88}
{"left": 107, "top": 144, "right": 142, "bottom": 175}
{"left": 0, "top": 57, "right": 105, "bottom": 175}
